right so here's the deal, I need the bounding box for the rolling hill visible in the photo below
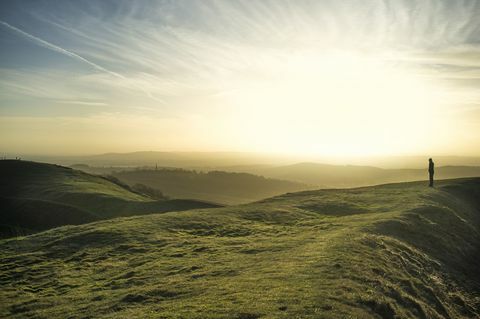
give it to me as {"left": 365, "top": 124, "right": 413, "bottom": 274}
{"left": 112, "top": 168, "right": 310, "bottom": 204}
{"left": 0, "top": 160, "right": 220, "bottom": 237}
{"left": 1, "top": 178, "right": 478, "bottom": 318}
{"left": 224, "top": 162, "right": 480, "bottom": 188}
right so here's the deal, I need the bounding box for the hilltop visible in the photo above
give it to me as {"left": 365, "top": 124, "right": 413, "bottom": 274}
{"left": 0, "top": 160, "right": 219, "bottom": 237}
{"left": 0, "top": 178, "right": 479, "bottom": 318}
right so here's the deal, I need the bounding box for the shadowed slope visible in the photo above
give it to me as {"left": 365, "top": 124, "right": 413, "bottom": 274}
{"left": 0, "top": 160, "right": 220, "bottom": 237}
{"left": 0, "top": 178, "right": 479, "bottom": 318}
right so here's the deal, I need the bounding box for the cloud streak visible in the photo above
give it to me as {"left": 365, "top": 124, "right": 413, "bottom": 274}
{"left": 0, "top": 20, "right": 165, "bottom": 103}
{"left": 0, "top": 20, "right": 122, "bottom": 77}
{"left": 58, "top": 100, "right": 108, "bottom": 106}
{"left": 2, "top": 1, "right": 480, "bottom": 106}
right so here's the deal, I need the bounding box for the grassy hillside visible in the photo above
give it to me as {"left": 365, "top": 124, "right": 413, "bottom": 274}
{"left": 112, "top": 168, "right": 310, "bottom": 204}
{"left": 1, "top": 178, "right": 479, "bottom": 318}
{"left": 0, "top": 160, "right": 220, "bottom": 237}
{"left": 227, "top": 162, "right": 480, "bottom": 188}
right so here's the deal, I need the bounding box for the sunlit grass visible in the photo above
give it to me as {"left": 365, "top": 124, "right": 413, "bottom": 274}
{"left": 1, "top": 178, "right": 479, "bottom": 318}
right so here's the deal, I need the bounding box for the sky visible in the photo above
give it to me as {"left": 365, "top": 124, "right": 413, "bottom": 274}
{"left": 1, "top": 0, "right": 479, "bottom": 157}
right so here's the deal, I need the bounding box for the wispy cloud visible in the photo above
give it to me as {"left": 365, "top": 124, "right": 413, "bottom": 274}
{"left": 0, "top": 19, "right": 165, "bottom": 103}
{"left": 1, "top": 1, "right": 480, "bottom": 155}
{"left": 31, "top": 1, "right": 480, "bottom": 90}
{"left": 0, "top": 20, "right": 122, "bottom": 76}
{"left": 2, "top": 1, "right": 480, "bottom": 106}
{"left": 58, "top": 100, "right": 108, "bottom": 106}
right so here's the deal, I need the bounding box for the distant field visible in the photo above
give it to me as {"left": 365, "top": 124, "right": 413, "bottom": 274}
{"left": 0, "top": 160, "right": 219, "bottom": 237}
{"left": 1, "top": 178, "right": 478, "bottom": 318}
{"left": 112, "top": 168, "right": 310, "bottom": 204}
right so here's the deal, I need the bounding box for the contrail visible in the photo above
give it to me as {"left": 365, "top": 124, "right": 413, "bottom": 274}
{"left": 0, "top": 20, "right": 165, "bottom": 103}
{"left": 0, "top": 20, "right": 124, "bottom": 78}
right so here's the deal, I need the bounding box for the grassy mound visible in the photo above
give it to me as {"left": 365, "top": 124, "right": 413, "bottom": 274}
{"left": 0, "top": 160, "right": 220, "bottom": 237}
{"left": 0, "top": 178, "right": 479, "bottom": 318}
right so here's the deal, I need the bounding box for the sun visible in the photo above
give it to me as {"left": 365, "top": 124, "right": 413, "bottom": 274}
{"left": 222, "top": 50, "right": 444, "bottom": 156}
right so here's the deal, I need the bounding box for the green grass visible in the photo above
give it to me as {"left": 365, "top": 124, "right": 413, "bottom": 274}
{"left": 0, "top": 178, "right": 479, "bottom": 318}
{"left": 0, "top": 160, "right": 220, "bottom": 237}
{"left": 1, "top": 160, "right": 145, "bottom": 201}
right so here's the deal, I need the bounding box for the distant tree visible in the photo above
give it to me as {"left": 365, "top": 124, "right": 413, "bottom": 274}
{"left": 71, "top": 164, "right": 90, "bottom": 169}
{"left": 131, "top": 183, "right": 167, "bottom": 200}
{"left": 103, "top": 175, "right": 135, "bottom": 192}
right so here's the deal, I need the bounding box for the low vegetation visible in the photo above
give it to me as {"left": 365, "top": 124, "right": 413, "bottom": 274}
{"left": 112, "top": 168, "right": 309, "bottom": 204}
{"left": 1, "top": 177, "right": 478, "bottom": 318}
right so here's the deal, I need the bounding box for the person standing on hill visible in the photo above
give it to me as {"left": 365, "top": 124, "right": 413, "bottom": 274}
{"left": 428, "top": 158, "right": 434, "bottom": 187}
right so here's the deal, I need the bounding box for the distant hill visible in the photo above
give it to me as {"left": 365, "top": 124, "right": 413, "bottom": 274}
{"left": 1, "top": 178, "right": 478, "bottom": 317}
{"left": 223, "top": 162, "right": 480, "bottom": 187}
{"left": 112, "top": 168, "right": 310, "bottom": 204}
{"left": 0, "top": 160, "right": 220, "bottom": 237}
{"left": 70, "top": 162, "right": 480, "bottom": 201}
{"left": 20, "top": 151, "right": 480, "bottom": 169}
{"left": 22, "top": 151, "right": 294, "bottom": 168}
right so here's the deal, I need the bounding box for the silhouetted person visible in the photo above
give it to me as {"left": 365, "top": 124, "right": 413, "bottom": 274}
{"left": 428, "top": 158, "right": 434, "bottom": 187}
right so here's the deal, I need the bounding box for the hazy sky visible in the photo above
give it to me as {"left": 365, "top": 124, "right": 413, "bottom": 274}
{"left": 1, "top": 0, "right": 479, "bottom": 156}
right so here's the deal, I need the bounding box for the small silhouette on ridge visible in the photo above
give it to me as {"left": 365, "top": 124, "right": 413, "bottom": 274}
{"left": 428, "top": 158, "right": 434, "bottom": 187}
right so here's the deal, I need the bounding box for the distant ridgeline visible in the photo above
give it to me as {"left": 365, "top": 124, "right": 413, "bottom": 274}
{"left": 0, "top": 160, "right": 220, "bottom": 238}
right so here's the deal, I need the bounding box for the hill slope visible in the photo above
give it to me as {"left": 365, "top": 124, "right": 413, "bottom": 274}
{"left": 112, "top": 168, "right": 310, "bottom": 204}
{"left": 1, "top": 178, "right": 479, "bottom": 317}
{"left": 0, "top": 160, "right": 220, "bottom": 237}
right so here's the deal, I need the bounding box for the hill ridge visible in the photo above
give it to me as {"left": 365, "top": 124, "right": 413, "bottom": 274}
{"left": 0, "top": 160, "right": 220, "bottom": 237}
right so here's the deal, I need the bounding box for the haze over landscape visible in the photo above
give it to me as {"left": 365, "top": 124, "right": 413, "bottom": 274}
{"left": 1, "top": 1, "right": 480, "bottom": 318}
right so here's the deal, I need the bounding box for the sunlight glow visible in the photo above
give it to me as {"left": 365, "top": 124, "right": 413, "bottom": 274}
{"left": 222, "top": 51, "right": 444, "bottom": 156}
{"left": 1, "top": 1, "right": 479, "bottom": 157}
